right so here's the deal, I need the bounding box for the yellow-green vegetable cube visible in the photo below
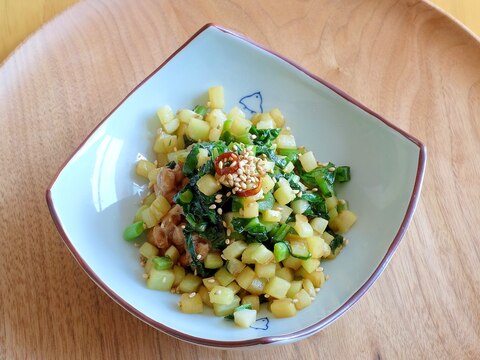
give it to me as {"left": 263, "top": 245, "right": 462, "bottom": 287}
{"left": 304, "top": 270, "right": 326, "bottom": 288}
{"left": 236, "top": 266, "right": 256, "bottom": 289}
{"left": 242, "top": 201, "right": 259, "bottom": 218}
{"left": 286, "top": 280, "right": 303, "bottom": 298}
{"left": 241, "top": 243, "right": 262, "bottom": 264}
{"left": 153, "top": 134, "right": 177, "bottom": 153}
{"left": 162, "top": 117, "right": 179, "bottom": 134}
{"left": 214, "top": 267, "right": 235, "bottom": 286}
{"left": 251, "top": 244, "right": 274, "bottom": 264}
{"left": 178, "top": 273, "right": 202, "bottom": 293}
{"left": 196, "top": 174, "right": 221, "bottom": 196}
{"left": 299, "top": 151, "right": 317, "bottom": 172}
{"left": 209, "top": 285, "right": 234, "bottom": 305}
{"left": 260, "top": 175, "right": 275, "bottom": 193}
{"left": 187, "top": 118, "right": 210, "bottom": 141}
{"left": 302, "top": 278, "right": 316, "bottom": 298}
{"left": 291, "top": 199, "right": 309, "bottom": 214}
{"left": 262, "top": 209, "right": 282, "bottom": 223}
{"left": 276, "top": 266, "right": 295, "bottom": 282}
{"left": 135, "top": 160, "right": 156, "bottom": 178}
{"left": 202, "top": 277, "right": 220, "bottom": 291}
{"left": 271, "top": 299, "right": 297, "bottom": 318}
{"left": 230, "top": 117, "right": 252, "bottom": 137}
{"left": 269, "top": 108, "right": 285, "bottom": 127}
{"left": 255, "top": 263, "right": 276, "bottom": 279}
{"left": 294, "top": 289, "right": 312, "bottom": 310}
{"left": 306, "top": 236, "right": 325, "bottom": 259}
{"left": 213, "top": 296, "right": 240, "bottom": 316}
{"left": 301, "top": 258, "right": 321, "bottom": 273}
{"left": 206, "top": 109, "right": 227, "bottom": 129}
{"left": 172, "top": 265, "right": 185, "bottom": 287}
{"left": 310, "top": 217, "right": 328, "bottom": 234}
{"left": 226, "top": 281, "right": 241, "bottom": 294}
{"left": 209, "top": 86, "right": 224, "bottom": 109}
{"left": 276, "top": 134, "right": 296, "bottom": 149}
{"left": 274, "top": 185, "right": 296, "bottom": 206}
{"left": 179, "top": 293, "right": 203, "bottom": 314}
{"left": 157, "top": 105, "right": 174, "bottom": 125}
{"left": 241, "top": 295, "right": 260, "bottom": 311}
{"left": 282, "top": 256, "right": 303, "bottom": 270}
{"left": 325, "top": 195, "right": 338, "bottom": 211}
{"left": 226, "top": 258, "right": 246, "bottom": 275}
{"left": 247, "top": 277, "right": 267, "bottom": 295}
{"left": 198, "top": 285, "right": 213, "bottom": 307}
{"left": 146, "top": 268, "right": 175, "bottom": 291}
{"left": 139, "top": 242, "right": 159, "bottom": 258}
{"left": 165, "top": 245, "right": 180, "bottom": 264}
{"left": 265, "top": 276, "right": 291, "bottom": 299}
{"left": 196, "top": 148, "right": 210, "bottom": 168}
{"left": 329, "top": 210, "right": 357, "bottom": 234}
{"left": 204, "top": 252, "right": 224, "bottom": 269}
{"left": 222, "top": 240, "right": 248, "bottom": 260}
{"left": 234, "top": 309, "right": 257, "bottom": 328}
{"left": 178, "top": 109, "right": 201, "bottom": 123}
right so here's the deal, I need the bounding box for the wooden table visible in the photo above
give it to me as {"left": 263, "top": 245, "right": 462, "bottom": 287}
{"left": 0, "top": 0, "right": 479, "bottom": 358}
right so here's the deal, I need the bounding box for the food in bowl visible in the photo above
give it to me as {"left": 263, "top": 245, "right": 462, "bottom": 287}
{"left": 123, "top": 86, "right": 357, "bottom": 328}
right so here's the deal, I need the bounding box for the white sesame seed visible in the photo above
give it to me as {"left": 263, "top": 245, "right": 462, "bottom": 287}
{"left": 312, "top": 188, "right": 318, "bottom": 191}
{"left": 222, "top": 221, "right": 227, "bottom": 227}
{"left": 292, "top": 299, "right": 299, "bottom": 303}
{"left": 181, "top": 224, "right": 186, "bottom": 229}
{"left": 209, "top": 204, "right": 216, "bottom": 209}
{"left": 225, "top": 239, "right": 230, "bottom": 245}
{"left": 264, "top": 294, "right": 270, "bottom": 298}
{"left": 233, "top": 145, "right": 238, "bottom": 150}
{"left": 251, "top": 135, "right": 257, "bottom": 139}
{"left": 343, "top": 239, "right": 349, "bottom": 246}
{"left": 226, "top": 192, "right": 231, "bottom": 197}
{"left": 196, "top": 254, "right": 202, "bottom": 260}
{"left": 217, "top": 208, "right": 223, "bottom": 215}
{"left": 328, "top": 167, "right": 336, "bottom": 172}
{"left": 208, "top": 278, "right": 216, "bottom": 283}
{"left": 231, "top": 161, "right": 237, "bottom": 168}
{"left": 142, "top": 273, "right": 148, "bottom": 279}
{"left": 189, "top": 292, "right": 196, "bottom": 298}
{"left": 218, "top": 161, "right": 224, "bottom": 169}
{"left": 215, "top": 198, "right": 222, "bottom": 203}
{"left": 226, "top": 229, "right": 231, "bottom": 236}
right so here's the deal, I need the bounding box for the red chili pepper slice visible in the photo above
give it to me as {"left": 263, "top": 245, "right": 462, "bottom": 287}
{"left": 236, "top": 178, "right": 262, "bottom": 197}
{"left": 214, "top": 152, "right": 239, "bottom": 175}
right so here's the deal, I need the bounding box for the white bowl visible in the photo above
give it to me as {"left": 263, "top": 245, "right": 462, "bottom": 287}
{"left": 47, "top": 24, "right": 426, "bottom": 348}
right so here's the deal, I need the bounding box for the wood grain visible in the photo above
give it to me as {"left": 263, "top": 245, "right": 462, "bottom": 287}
{"left": 0, "top": 0, "right": 479, "bottom": 358}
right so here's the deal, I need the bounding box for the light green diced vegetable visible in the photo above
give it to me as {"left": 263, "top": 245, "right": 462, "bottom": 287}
{"left": 256, "top": 118, "right": 275, "bottom": 129}
{"left": 134, "top": 204, "right": 149, "bottom": 222}
{"left": 135, "top": 160, "right": 156, "bottom": 178}
{"left": 236, "top": 266, "right": 256, "bottom": 289}
{"left": 162, "top": 117, "right": 179, "bottom": 134}
{"left": 262, "top": 209, "right": 282, "bottom": 222}
{"left": 329, "top": 210, "right": 357, "bottom": 234}
{"left": 187, "top": 118, "right": 210, "bottom": 141}
{"left": 276, "top": 134, "right": 296, "bottom": 149}
{"left": 241, "top": 295, "right": 260, "bottom": 311}
{"left": 290, "top": 199, "right": 309, "bottom": 215}
{"left": 301, "top": 258, "right": 320, "bottom": 273}
{"left": 242, "top": 201, "right": 259, "bottom": 218}
{"left": 196, "top": 174, "right": 221, "bottom": 196}
{"left": 264, "top": 276, "right": 291, "bottom": 299}
{"left": 146, "top": 268, "right": 175, "bottom": 291}
{"left": 260, "top": 175, "right": 275, "bottom": 193}
{"left": 294, "top": 289, "right": 312, "bottom": 310}
{"left": 304, "top": 270, "right": 326, "bottom": 288}
{"left": 202, "top": 277, "right": 220, "bottom": 291}
{"left": 241, "top": 243, "right": 262, "bottom": 264}
{"left": 178, "top": 109, "right": 201, "bottom": 124}
{"left": 214, "top": 267, "right": 235, "bottom": 286}
{"left": 213, "top": 295, "right": 240, "bottom": 316}
{"left": 164, "top": 245, "right": 180, "bottom": 264}
{"left": 209, "top": 285, "right": 234, "bottom": 305}
{"left": 306, "top": 236, "right": 325, "bottom": 258}
{"left": 276, "top": 266, "right": 294, "bottom": 282}
{"left": 321, "top": 231, "right": 334, "bottom": 245}
{"left": 226, "top": 258, "right": 246, "bottom": 275}
{"left": 179, "top": 293, "right": 203, "bottom": 314}
{"left": 157, "top": 105, "right": 174, "bottom": 125}
{"left": 269, "top": 108, "right": 285, "bottom": 127}
{"left": 271, "top": 299, "right": 297, "bottom": 318}
{"left": 251, "top": 244, "right": 274, "bottom": 265}
{"left": 139, "top": 242, "right": 159, "bottom": 258}
{"left": 167, "top": 149, "right": 189, "bottom": 163}
{"left": 234, "top": 309, "right": 257, "bottom": 328}
{"left": 226, "top": 281, "right": 241, "bottom": 294}
{"left": 178, "top": 273, "right": 202, "bottom": 293}
{"left": 206, "top": 109, "right": 227, "bottom": 129}
{"left": 293, "top": 217, "right": 314, "bottom": 238}
{"left": 302, "top": 278, "right": 316, "bottom": 298}
{"left": 283, "top": 162, "right": 295, "bottom": 173}
{"left": 286, "top": 280, "right": 303, "bottom": 298}
{"left": 172, "top": 265, "right": 186, "bottom": 287}
{"left": 255, "top": 263, "right": 276, "bottom": 279}
{"left": 325, "top": 195, "right": 338, "bottom": 211}
{"left": 149, "top": 195, "right": 171, "bottom": 223}
{"left": 274, "top": 185, "right": 296, "bottom": 206}
{"left": 222, "top": 240, "right": 248, "bottom": 260}
{"left": 310, "top": 217, "right": 328, "bottom": 234}
{"left": 230, "top": 117, "right": 252, "bottom": 137}
{"left": 204, "top": 253, "right": 224, "bottom": 269}
{"left": 153, "top": 134, "right": 177, "bottom": 153}
{"left": 299, "top": 151, "right": 317, "bottom": 172}
{"left": 282, "top": 256, "right": 303, "bottom": 270}
{"left": 208, "top": 86, "right": 224, "bottom": 109}
{"left": 247, "top": 277, "right": 267, "bottom": 295}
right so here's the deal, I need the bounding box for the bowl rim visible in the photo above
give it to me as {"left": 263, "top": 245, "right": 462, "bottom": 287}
{"left": 46, "top": 23, "right": 427, "bottom": 348}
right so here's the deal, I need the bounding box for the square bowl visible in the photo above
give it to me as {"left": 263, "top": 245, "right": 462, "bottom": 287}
{"left": 47, "top": 24, "right": 426, "bottom": 347}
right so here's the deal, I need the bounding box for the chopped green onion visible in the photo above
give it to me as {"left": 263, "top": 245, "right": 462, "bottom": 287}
{"left": 316, "top": 177, "right": 333, "bottom": 197}
{"left": 335, "top": 166, "right": 351, "bottom": 183}
{"left": 179, "top": 189, "right": 193, "bottom": 204}
{"left": 152, "top": 256, "right": 174, "bottom": 270}
{"left": 123, "top": 221, "right": 145, "bottom": 241}
{"left": 193, "top": 105, "right": 207, "bottom": 116}
{"left": 224, "top": 304, "right": 253, "bottom": 320}
{"left": 271, "top": 224, "right": 292, "bottom": 243}
{"left": 274, "top": 242, "right": 289, "bottom": 262}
